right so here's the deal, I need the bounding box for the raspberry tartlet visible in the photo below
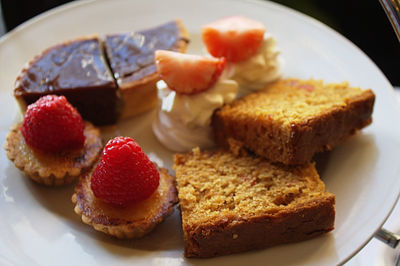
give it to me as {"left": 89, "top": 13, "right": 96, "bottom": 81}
{"left": 72, "top": 136, "right": 178, "bottom": 239}
{"left": 4, "top": 95, "right": 102, "bottom": 186}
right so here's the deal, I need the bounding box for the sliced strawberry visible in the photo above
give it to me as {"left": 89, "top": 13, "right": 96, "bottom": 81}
{"left": 154, "top": 50, "right": 225, "bottom": 95}
{"left": 202, "top": 16, "right": 266, "bottom": 63}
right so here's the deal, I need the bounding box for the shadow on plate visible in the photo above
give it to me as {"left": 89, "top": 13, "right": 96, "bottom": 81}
{"left": 3, "top": 161, "right": 184, "bottom": 256}
{"left": 313, "top": 132, "right": 378, "bottom": 183}
{"left": 71, "top": 206, "right": 184, "bottom": 258}
{"left": 2, "top": 163, "right": 77, "bottom": 219}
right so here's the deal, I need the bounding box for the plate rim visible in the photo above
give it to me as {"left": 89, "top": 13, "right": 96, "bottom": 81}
{"left": 0, "top": 0, "right": 399, "bottom": 265}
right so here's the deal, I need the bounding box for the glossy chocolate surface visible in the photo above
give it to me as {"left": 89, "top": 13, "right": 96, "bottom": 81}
{"left": 14, "top": 37, "right": 118, "bottom": 125}
{"left": 104, "top": 21, "right": 188, "bottom": 85}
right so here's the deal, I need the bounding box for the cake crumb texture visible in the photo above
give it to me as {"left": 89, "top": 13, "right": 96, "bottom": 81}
{"left": 213, "top": 78, "right": 375, "bottom": 165}
{"left": 173, "top": 148, "right": 335, "bottom": 257}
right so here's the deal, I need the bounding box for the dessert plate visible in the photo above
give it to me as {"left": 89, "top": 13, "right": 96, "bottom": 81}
{"left": 1, "top": 0, "right": 400, "bottom": 265}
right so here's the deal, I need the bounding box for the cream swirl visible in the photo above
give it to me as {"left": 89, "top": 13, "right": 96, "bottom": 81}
{"left": 152, "top": 79, "right": 238, "bottom": 152}
{"left": 230, "top": 33, "right": 283, "bottom": 94}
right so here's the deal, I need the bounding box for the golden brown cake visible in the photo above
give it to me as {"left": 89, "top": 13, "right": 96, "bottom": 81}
{"left": 4, "top": 122, "right": 102, "bottom": 186}
{"left": 104, "top": 20, "right": 189, "bottom": 119}
{"left": 173, "top": 148, "right": 335, "bottom": 258}
{"left": 213, "top": 78, "right": 375, "bottom": 165}
{"left": 72, "top": 167, "right": 178, "bottom": 239}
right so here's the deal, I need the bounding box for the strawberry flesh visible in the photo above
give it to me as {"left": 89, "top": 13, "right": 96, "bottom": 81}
{"left": 202, "top": 16, "right": 266, "bottom": 62}
{"left": 155, "top": 50, "right": 225, "bottom": 95}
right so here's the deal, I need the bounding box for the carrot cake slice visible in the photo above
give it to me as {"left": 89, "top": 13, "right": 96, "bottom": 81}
{"left": 213, "top": 78, "right": 375, "bottom": 165}
{"left": 173, "top": 148, "right": 335, "bottom": 258}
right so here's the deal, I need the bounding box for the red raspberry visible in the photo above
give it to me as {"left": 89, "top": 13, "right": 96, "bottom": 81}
{"left": 90, "top": 137, "right": 160, "bottom": 206}
{"left": 21, "top": 95, "right": 85, "bottom": 153}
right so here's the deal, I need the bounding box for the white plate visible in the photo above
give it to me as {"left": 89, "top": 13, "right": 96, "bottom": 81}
{"left": 1, "top": 0, "right": 400, "bottom": 265}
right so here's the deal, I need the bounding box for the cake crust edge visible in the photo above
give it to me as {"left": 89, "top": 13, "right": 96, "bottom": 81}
{"left": 183, "top": 194, "right": 335, "bottom": 258}
{"left": 212, "top": 79, "right": 376, "bottom": 165}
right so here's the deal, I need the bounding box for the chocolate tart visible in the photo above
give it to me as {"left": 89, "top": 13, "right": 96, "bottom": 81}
{"left": 72, "top": 167, "right": 178, "bottom": 239}
{"left": 4, "top": 122, "right": 102, "bottom": 186}
{"left": 104, "top": 19, "right": 189, "bottom": 119}
{"left": 14, "top": 20, "right": 190, "bottom": 124}
{"left": 14, "top": 36, "right": 118, "bottom": 126}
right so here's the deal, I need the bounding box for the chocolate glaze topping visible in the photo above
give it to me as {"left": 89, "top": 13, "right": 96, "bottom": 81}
{"left": 13, "top": 21, "right": 188, "bottom": 125}
{"left": 14, "top": 37, "right": 118, "bottom": 125}
{"left": 105, "top": 21, "right": 189, "bottom": 85}
{"left": 15, "top": 38, "right": 115, "bottom": 93}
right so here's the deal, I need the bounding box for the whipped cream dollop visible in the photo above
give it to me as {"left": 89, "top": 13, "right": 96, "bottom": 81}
{"left": 230, "top": 33, "right": 283, "bottom": 94}
{"left": 152, "top": 78, "right": 238, "bottom": 152}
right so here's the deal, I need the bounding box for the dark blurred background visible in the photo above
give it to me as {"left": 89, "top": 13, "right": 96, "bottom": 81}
{"left": 0, "top": 0, "right": 399, "bottom": 86}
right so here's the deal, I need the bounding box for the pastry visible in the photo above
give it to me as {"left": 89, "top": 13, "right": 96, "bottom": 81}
{"left": 152, "top": 50, "right": 238, "bottom": 152}
{"left": 4, "top": 95, "right": 102, "bottom": 186}
{"left": 173, "top": 147, "right": 335, "bottom": 258}
{"left": 14, "top": 36, "right": 119, "bottom": 125}
{"left": 72, "top": 136, "right": 178, "bottom": 238}
{"left": 103, "top": 19, "right": 189, "bottom": 119}
{"left": 14, "top": 20, "right": 190, "bottom": 125}
{"left": 213, "top": 78, "right": 375, "bottom": 165}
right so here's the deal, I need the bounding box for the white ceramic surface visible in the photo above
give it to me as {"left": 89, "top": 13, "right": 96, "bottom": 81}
{"left": 345, "top": 89, "right": 400, "bottom": 266}
{"left": 1, "top": 0, "right": 400, "bottom": 265}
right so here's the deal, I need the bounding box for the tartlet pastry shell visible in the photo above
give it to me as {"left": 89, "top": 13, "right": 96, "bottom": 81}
{"left": 72, "top": 167, "right": 178, "bottom": 239}
{"left": 4, "top": 122, "right": 102, "bottom": 186}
